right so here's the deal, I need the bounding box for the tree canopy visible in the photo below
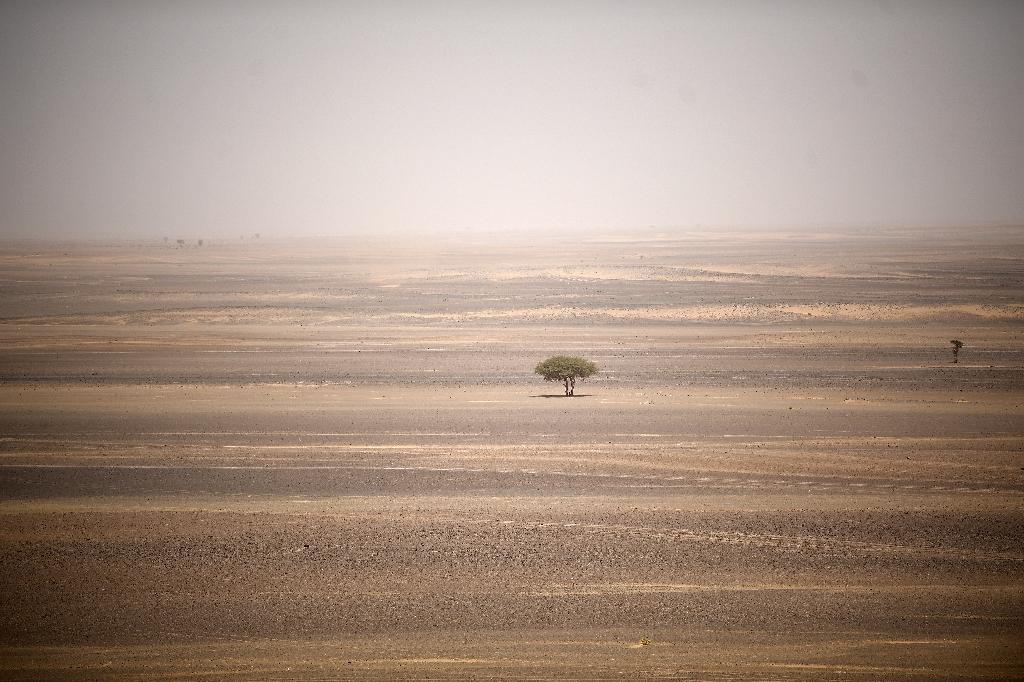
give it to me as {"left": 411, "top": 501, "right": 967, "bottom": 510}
{"left": 534, "top": 355, "right": 598, "bottom": 396}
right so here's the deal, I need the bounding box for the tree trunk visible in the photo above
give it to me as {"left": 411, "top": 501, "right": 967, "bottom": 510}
{"left": 564, "top": 378, "right": 570, "bottom": 396}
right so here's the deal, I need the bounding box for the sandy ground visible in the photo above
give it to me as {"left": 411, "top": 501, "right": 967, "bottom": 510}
{"left": 0, "top": 226, "right": 1022, "bottom": 679}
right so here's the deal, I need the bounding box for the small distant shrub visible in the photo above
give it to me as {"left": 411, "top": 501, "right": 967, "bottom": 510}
{"left": 950, "top": 339, "right": 964, "bottom": 363}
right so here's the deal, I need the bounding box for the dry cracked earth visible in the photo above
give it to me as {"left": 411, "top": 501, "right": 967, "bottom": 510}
{"left": 0, "top": 226, "right": 1022, "bottom": 680}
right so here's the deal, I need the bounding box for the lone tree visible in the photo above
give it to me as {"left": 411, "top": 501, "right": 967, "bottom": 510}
{"left": 950, "top": 339, "right": 964, "bottom": 364}
{"left": 535, "top": 355, "right": 598, "bottom": 396}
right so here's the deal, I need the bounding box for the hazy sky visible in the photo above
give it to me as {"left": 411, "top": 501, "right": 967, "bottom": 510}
{"left": 2, "top": 0, "right": 1023, "bottom": 238}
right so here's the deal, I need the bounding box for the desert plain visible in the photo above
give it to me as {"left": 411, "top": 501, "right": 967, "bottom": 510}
{"left": 0, "top": 225, "right": 1022, "bottom": 680}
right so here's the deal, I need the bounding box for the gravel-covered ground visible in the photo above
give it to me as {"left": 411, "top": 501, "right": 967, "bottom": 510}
{"left": 1, "top": 227, "right": 1022, "bottom": 679}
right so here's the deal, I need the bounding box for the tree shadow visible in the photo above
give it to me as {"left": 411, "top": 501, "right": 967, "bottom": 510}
{"left": 530, "top": 394, "right": 592, "bottom": 398}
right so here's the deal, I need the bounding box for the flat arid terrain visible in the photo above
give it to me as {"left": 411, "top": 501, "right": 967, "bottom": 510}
{"left": 0, "top": 226, "right": 1022, "bottom": 680}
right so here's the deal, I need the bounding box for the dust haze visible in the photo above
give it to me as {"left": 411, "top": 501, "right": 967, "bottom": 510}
{"left": 2, "top": 0, "right": 1024, "bottom": 238}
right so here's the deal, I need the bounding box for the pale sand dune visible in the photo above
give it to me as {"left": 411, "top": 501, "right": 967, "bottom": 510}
{"left": 6, "top": 301, "right": 1022, "bottom": 325}
{"left": 389, "top": 302, "right": 1024, "bottom": 322}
